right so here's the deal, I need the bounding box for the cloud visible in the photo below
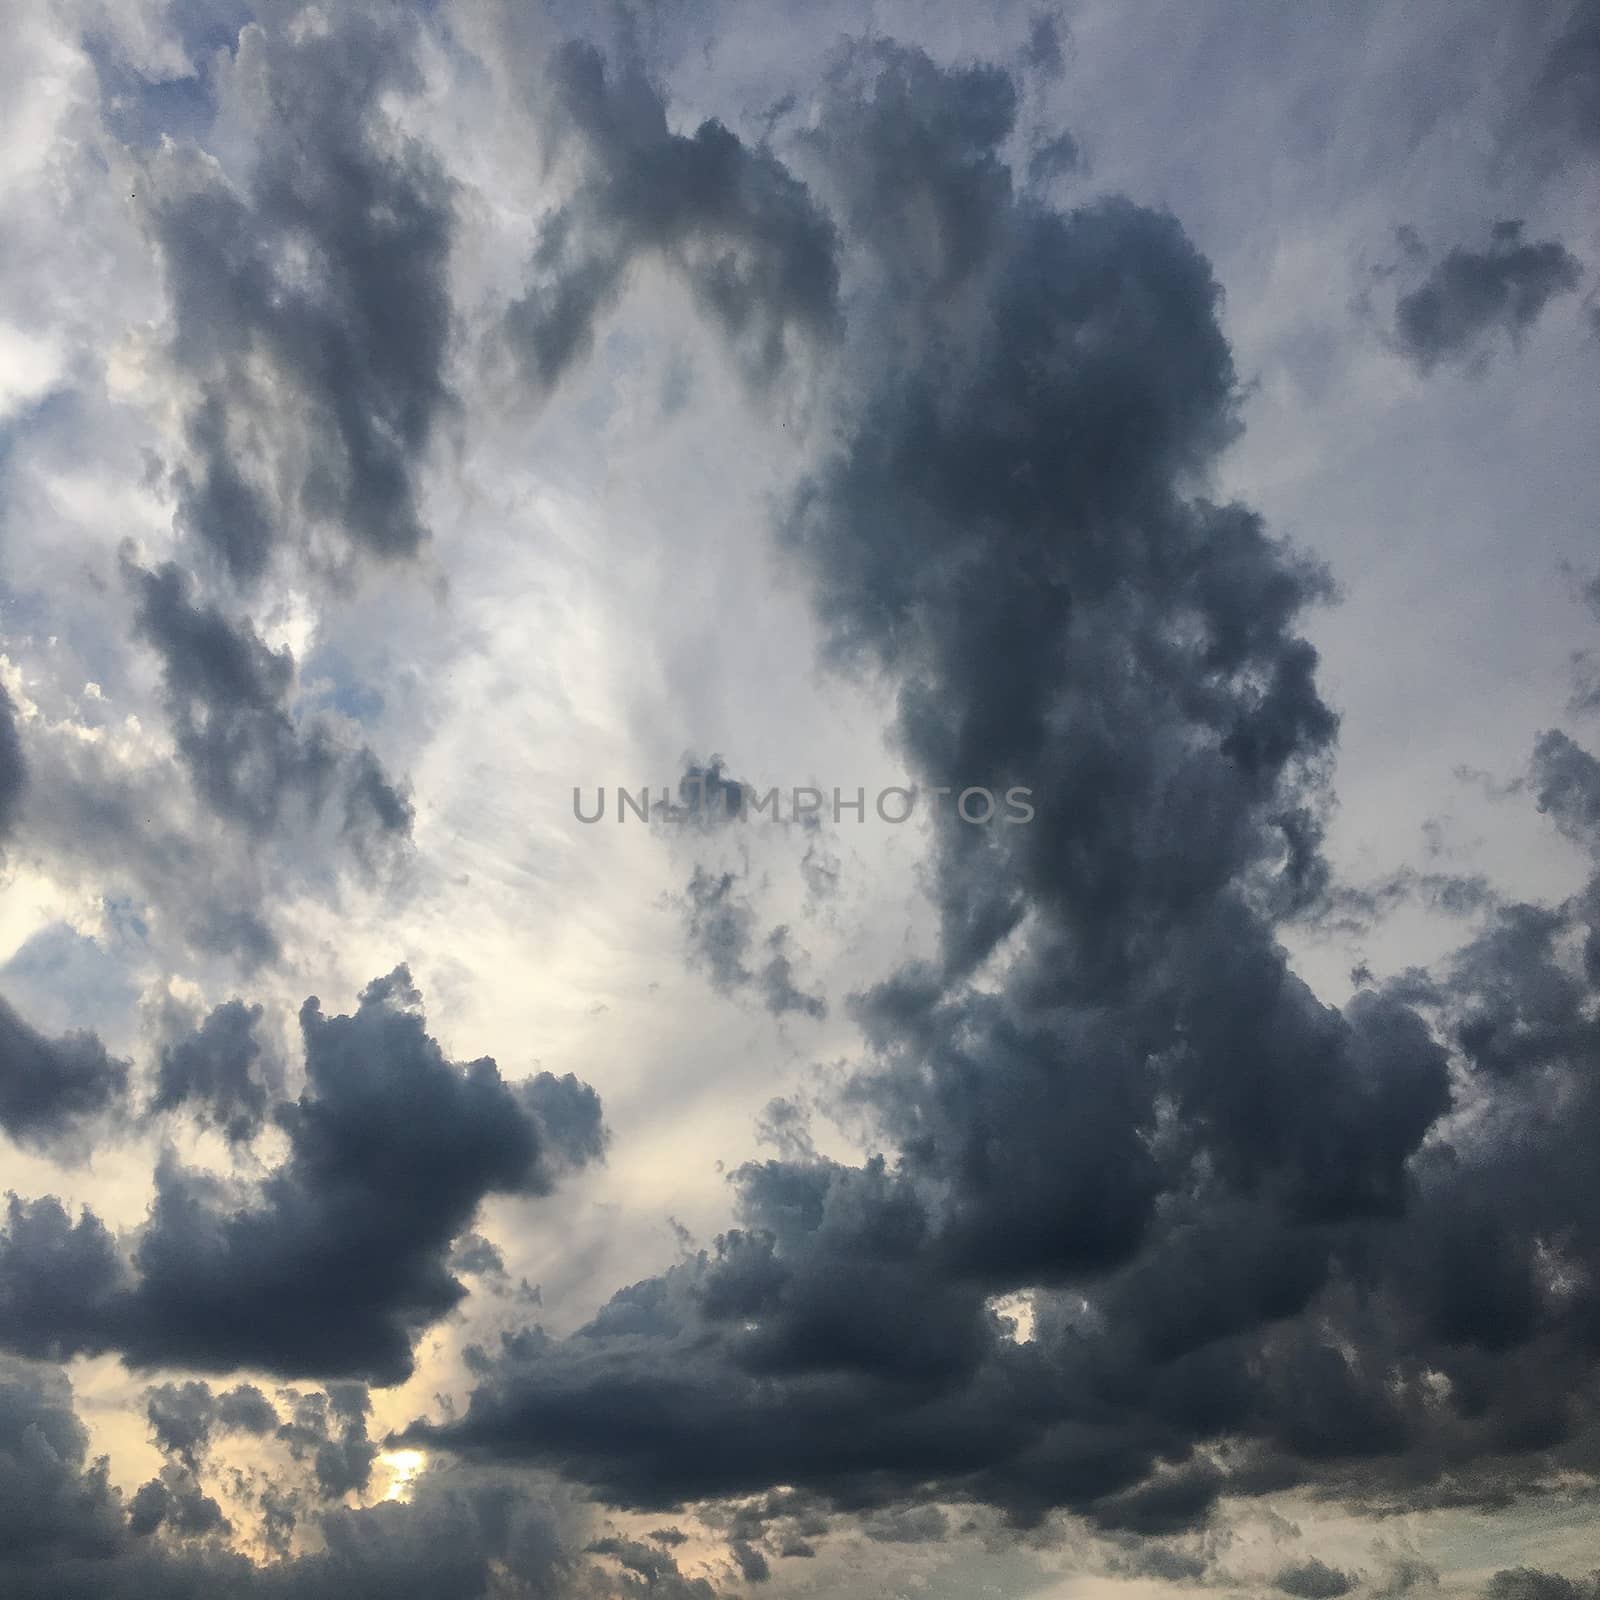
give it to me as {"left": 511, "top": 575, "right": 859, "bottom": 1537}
{"left": 0, "top": 686, "right": 24, "bottom": 844}
{"left": 0, "top": 1357, "right": 123, "bottom": 1568}
{"left": 1393, "top": 221, "right": 1583, "bottom": 373}
{"left": 8, "top": 720, "right": 284, "bottom": 974}
{"left": 1276, "top": 1557, "right": 1357, "bottom": 1599}
{"left": 1528, "top": 0, "right": 1600, "bottom": 161}
{"left": 658, "top": 754, "right": 831, "bottom": 1017}
{"left": 149, "top": 998, "right": 275, "bottom": 1145}
{"left": 0, "top": 994, "right": 129, "bottom": 1156}
{"left": 585, "top": 1536, "right": 717, "bottom": 1599}
{"left": 681, "top": 866, "right": 826, "bottom": 1019}
{"left": 128, "top": 1464, "right": 229, "bottom": 1540}
{"left": 658, "top": 756, "right": 753, "bottom": 830}
{"left": 506, "top": 39, "right": 839, "bottom": 392}
{"left": 145, "top": 8, "right": 455, "bottom": 583}
{"left": 6, "top": 4, "right": 1600, "bottom": 1589}
{"left": 1486, "top": 1572, "right": 1600, "bottom": 1600}
{"left": 1020, "top": 13, "right": 1066, "bottom": 80}
{"left": 145, "top": 1380, "right": 279, "bottom": 1472}
{"left": 406, "top": 34, "right": 1600, "bottom": 1544}
{"left": 128, "top": 561, "right": 413, "bottom": 854}
{"left": 0, "top": 969, "right": 605, "bottom": 1383}
{"left": 278, "top": 1384, "right": 378, "bottom": 1501}
{"left": 0, "top": 1355, "right": 598, "bottom": 1599}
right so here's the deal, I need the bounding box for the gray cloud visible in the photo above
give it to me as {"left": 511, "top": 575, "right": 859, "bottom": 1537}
{"left": 146, "top": 9, "right": 455, "bottom": 583}
{"left": 1393, "top": 221, "right": 1583, "bottom": 373}
{"left": 406, "top": 34, "right": 1600, "bottom": 1544}
{"left": 0, "top": 994, "right": 128, "bottom": 1156}
{"left": 1486, "top": 1572, "right": 1600, "bottom": 1600}
{"left": 145, "top": 1379, "right": 278, "bottom": 1472}
{"left": 0, "top": 687, "right": 24, "bottom": 845}
{"left": 662, "top": 755, "right": 834, "bottom": 1018}
{"left": 658, "top": 756, "right": 752, "bottom": 829}
{"left": 1529, "top": 0, "right": 1600, "bottom": 161}
{"left": 1277, "top": 1557, "right": 1357, "bottom": 1599}
{"left": 10, "top": 729, "right": 284, "bottom": 973}
{"left": 0, "top": 1357, "right": 123, "bottom": 1570}
{"left": 149, "top": 998, "right": 275, "bottom": 1145}
{"left": 6, "top": 4, "right": 1600, "bottom": 1588}
{"left": 278, "top": 1384, "right": 377, "bottom": 1501}
{"left": 506, "top": 39, "right": 839, "bottom": 392}
{"left": 0, "top": 1354, "right": 604, "bottom": 1600}
{"left": 682, "top": 866, "right": 826, "bottom": 1020}
{"left": 128, "top": 1464, "right": 229, "bottom": 1541}
{"left": 129, "top": 561, "right": 413, "bottom": 854}
{"left": 0, "top": 969, "right": 605, "bottom": 1384}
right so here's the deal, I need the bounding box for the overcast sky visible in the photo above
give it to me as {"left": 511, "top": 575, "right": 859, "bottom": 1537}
{"left": 1, "top": 2, "right": 1599, "bottom": 1596}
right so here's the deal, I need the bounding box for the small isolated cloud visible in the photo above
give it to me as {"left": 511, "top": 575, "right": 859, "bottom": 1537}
{"left": 1393, "top": 220, "right": 1582, "bottom": 373}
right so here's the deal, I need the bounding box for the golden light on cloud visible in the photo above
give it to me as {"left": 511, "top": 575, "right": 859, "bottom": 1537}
{"left": 377, "top": 1449, "right": 427, "bottom": 1504}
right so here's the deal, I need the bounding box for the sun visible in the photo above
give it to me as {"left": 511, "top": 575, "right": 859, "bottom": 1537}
{"left": 376, "top": 1449, "right": 427, "bottom": 1503}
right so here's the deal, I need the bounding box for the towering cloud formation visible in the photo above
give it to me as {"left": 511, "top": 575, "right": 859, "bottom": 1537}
{"left": 4, "top": 4, "right": 1600, "bottom": 1592}
{"left": 412, "top": 37, "right": 1600, "bottom": 1552}
{"left": 0, "top": 969, "right": 604, "bottom": 1383}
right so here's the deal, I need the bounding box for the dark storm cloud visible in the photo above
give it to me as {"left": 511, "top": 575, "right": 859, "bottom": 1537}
{"left": 149, "top": 998, "right": 274, "bottom": 1144}
{"left": 506, "top": 39, "right": 839, "bottom": 391}
{"left": 10, "top": 7, "right": 1598, "bottom": 1580}
{"left": 144, "top": 8, "right": 454, "bottom": 582}
{"left": 1393, "top": 221, "right": 1583, "bottom": 373}
{"left": 681, "top": 866, "right": 826, "bottom": 1020}
{"left": 0, "top": 969, "right": 604, "bottom": 1384}
{"left": 0, "top": 1358, "right": 123, "bottom": 1566}
{"left": 0, "top": 1197, "right": 126, "bottom": 1364}
{"left": 0, "top": 685, "right": 24, "bottom": 844}
{"left": 411, "top": 34, "right": 1600, "bottom": 1540}
{"left": 0, "top": 994, "right": 128, "bottom": 1155}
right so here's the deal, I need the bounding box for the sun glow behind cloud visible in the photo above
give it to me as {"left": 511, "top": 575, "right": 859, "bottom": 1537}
{"left": 378, "top": 1449, "right": 426, "bottom": 1504}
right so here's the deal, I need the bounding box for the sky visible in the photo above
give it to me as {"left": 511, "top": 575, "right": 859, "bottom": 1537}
{"left": 0, "top": 1, "right": 1599, "bottom": 1596}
